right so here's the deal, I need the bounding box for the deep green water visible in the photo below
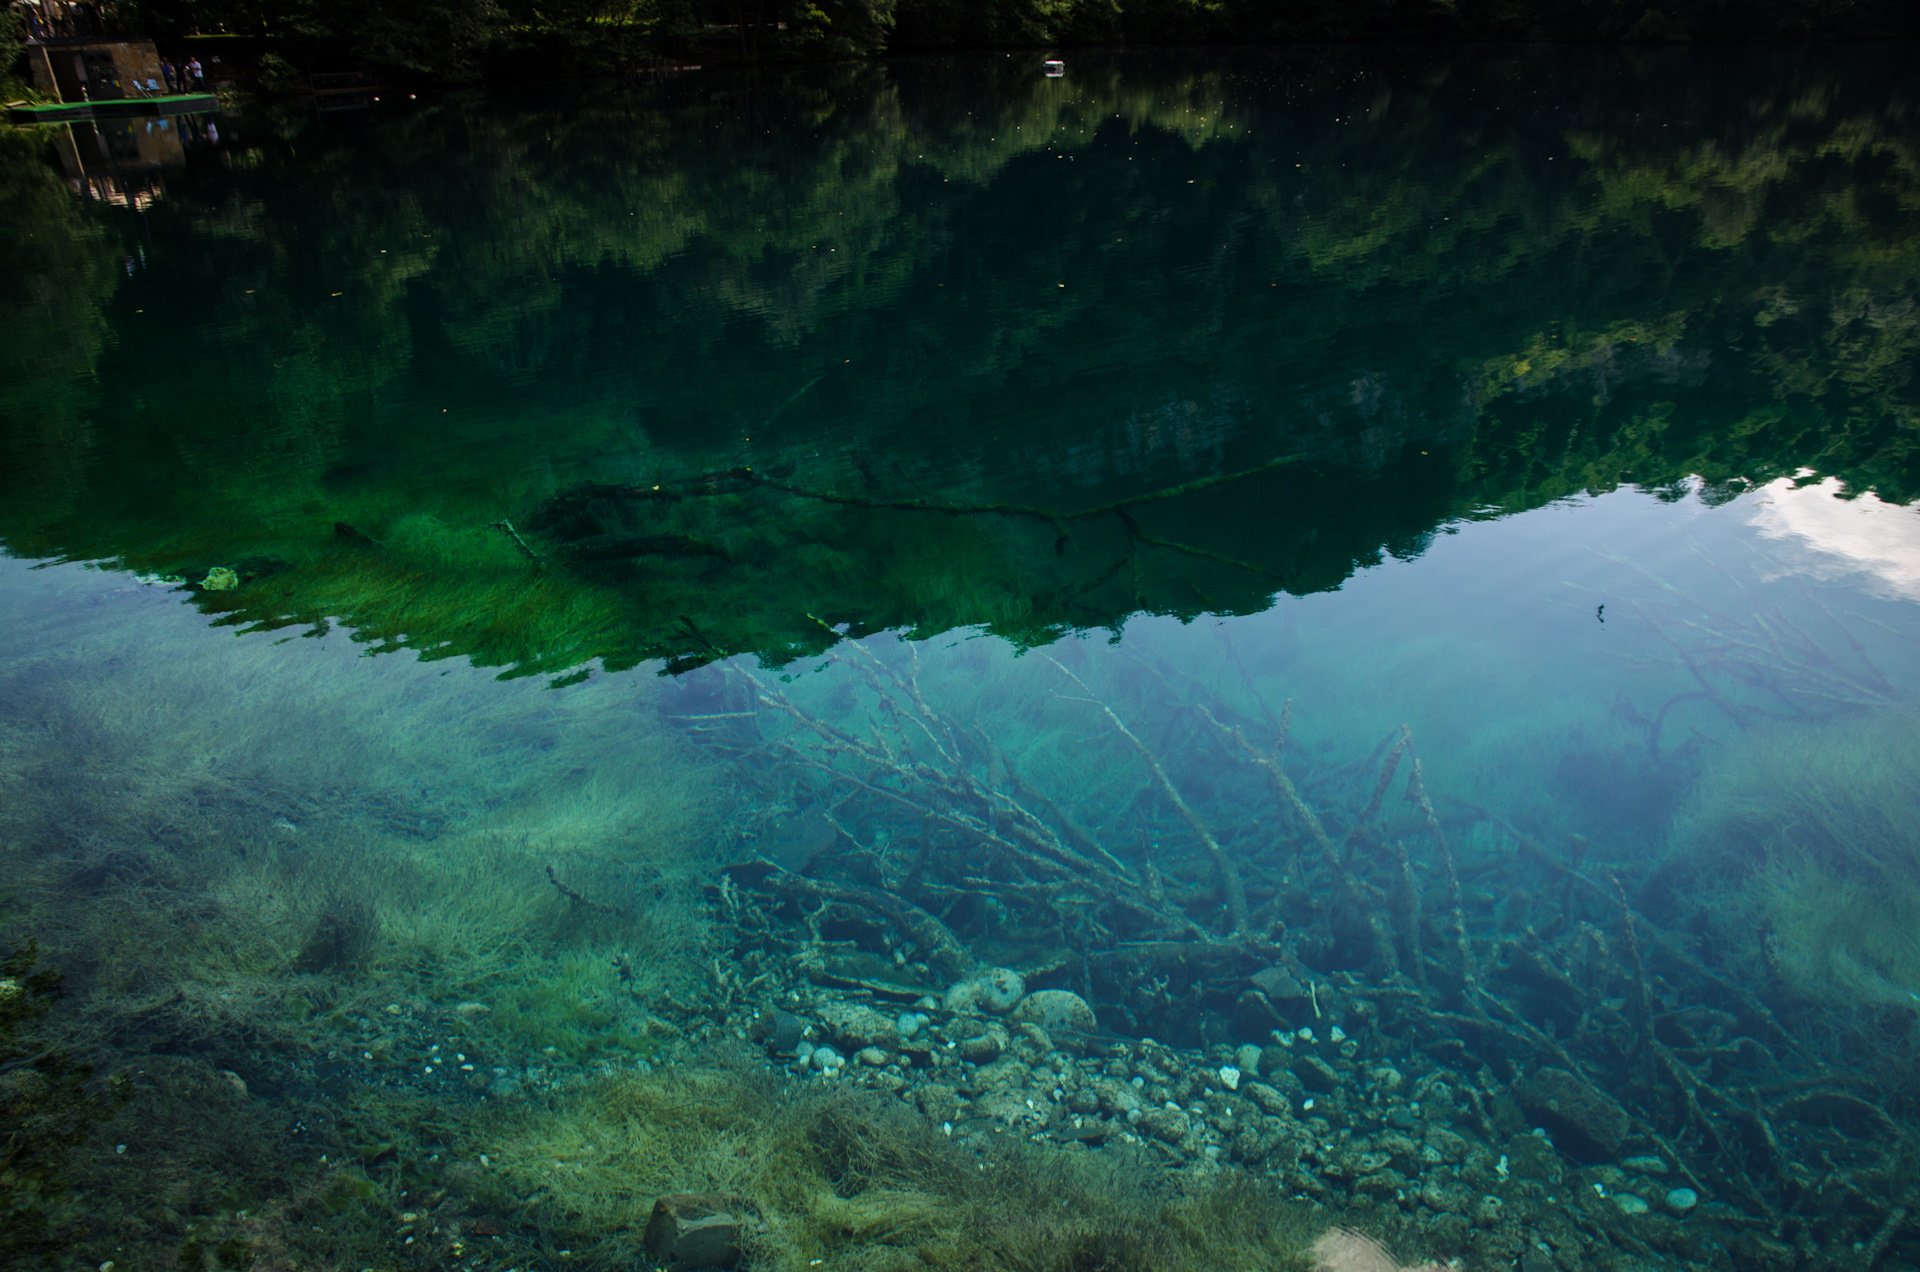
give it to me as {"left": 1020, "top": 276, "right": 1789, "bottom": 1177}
{"left": 3, "top": 45, "right": 1920, "bottom": 1272}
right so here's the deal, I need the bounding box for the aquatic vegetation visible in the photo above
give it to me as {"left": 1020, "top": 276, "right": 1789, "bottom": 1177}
{"left": 0, "top": 607, "right": 731, "bottom": 1263}
{"left": 1674, "top": 711, "right": 1920, "bottom": 1014}
{"left": 0, "top": 941, "right": 129, "bottom": 1265}
{"left": 672, "top": 628, "right": 1920, "bottom": 1267}
{"left": 1, "top": 45, "right": 1918, "bottom": 1272}
{"left": 480, "top": 1061, "right": 1320, "bottom": 1271}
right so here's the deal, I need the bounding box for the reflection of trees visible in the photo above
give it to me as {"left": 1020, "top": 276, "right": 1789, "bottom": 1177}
{"left": 0, "top": 130, "right": 119, "bottom": 534}
{"left": 0, "top": 48, "right": 1916, "bottom": 672}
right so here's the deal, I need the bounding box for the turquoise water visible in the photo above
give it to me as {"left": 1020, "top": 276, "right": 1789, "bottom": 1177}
{"left": 3, "top": 45, "right": 1919, "bottom": 1272}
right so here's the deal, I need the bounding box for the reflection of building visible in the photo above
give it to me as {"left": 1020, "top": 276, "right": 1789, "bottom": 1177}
{"left": 13, "top": 0, "right": 219, "bottom": 199}
{"left": 49, "top": 116, "right": 192, "bottom": 206}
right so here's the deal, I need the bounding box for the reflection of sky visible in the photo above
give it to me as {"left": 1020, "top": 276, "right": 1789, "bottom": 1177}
{"left": 1748, "top": 475, "right": 1920, "bottom": 603}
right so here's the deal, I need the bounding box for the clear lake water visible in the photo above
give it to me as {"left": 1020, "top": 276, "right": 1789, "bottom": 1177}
{"left": 2, "top": 44, "right": 1919, "bottom": 1272}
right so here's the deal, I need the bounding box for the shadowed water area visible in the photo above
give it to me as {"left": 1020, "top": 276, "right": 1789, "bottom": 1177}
{"left": 3, "top": 43, "right": 1920, "bottom": 1272}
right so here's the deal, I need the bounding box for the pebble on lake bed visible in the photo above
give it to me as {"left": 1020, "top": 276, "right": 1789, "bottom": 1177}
{"left": 1665, "top": 1187, "right": 1699, "bottom": 1213}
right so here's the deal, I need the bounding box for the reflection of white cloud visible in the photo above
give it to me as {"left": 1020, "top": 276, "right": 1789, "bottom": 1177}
{"left": 1749, "top": 475, "right": 1920, "bottom": 601}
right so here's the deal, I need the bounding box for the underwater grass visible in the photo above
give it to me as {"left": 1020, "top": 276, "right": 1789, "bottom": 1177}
{"left": 476, "top": 1059, "right": 1321, "bottom": 1272}
{"left": 0, "top": 571, "right": 736, "bottom": 1264}
{"left": 1674, "top": 709, "right": 1920, "bottom": 1013}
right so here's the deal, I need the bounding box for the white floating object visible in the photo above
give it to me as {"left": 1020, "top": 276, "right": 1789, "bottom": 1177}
{"left": 1043, "top": 60, "right": 1065, "bottom": 77}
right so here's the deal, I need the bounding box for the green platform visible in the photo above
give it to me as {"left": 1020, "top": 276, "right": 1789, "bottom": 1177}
{"left": 7, "top": 93, "right": 218, "bottom": 123}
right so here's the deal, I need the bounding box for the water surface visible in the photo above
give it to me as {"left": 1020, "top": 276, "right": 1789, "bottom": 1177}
{"left": 2, "top": 45, "right": 1919, "bottom": 1272}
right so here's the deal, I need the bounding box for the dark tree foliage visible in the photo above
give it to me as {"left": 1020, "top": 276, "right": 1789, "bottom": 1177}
{"left": 23, "top": 0, "right": 1918, "bottom": 84}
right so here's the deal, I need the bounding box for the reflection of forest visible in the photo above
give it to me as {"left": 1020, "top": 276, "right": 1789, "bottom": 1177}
{"left": 1, "top": 48, "right": 1916, "bottom": 674}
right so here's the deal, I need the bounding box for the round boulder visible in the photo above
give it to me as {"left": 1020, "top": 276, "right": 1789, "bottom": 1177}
{"left": 1011, "top": 989, "right": 1097, "bottom": 1035}
{"left": 944, "top": 967, "right": 1026, "bottom": 1015}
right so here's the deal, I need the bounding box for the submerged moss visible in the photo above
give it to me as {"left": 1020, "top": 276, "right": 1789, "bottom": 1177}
{"left": 1676, "top": 711, "right": 1920, "bottom": 1016}
{"left": 478, "top": 1063, "right": 1320, "bottom": 1272}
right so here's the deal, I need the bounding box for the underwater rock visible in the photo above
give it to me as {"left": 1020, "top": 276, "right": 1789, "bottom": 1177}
{"left": 199, "top": 566, "right": 239, "bottom": 591}
{"left": 1664, "top": 1187, "right": 1699, "bottom": 1213}
{"left": 1139, "top": 1106, "right": 1192, "bottom": 1145}
{"left": 1090, "top": 1077, "right": 1144, "bottom": 1119}
{"left": 1309, "top": 1226, "right": 1460, "bottom": 1272}
{"left": 453, "top": 1001, "right": 492, "bottom": 1021}
{"left": 1291, "top": 1053, "right": 1342, "bottom": 1094}
{"left": 1423, "top": 1125, "right": 1468, "bottom": 1164}
{"left": 1234, "top": 1043, "right": 1263, "bottom": 1076}
{"left": 1352, "top": 1169, "right": 1406, "bottom": 1202}
{"left": 944, "top": 967, "right": 1025, "bottom": 1014}
{"left": 975, "top": 1091, "right": 1041, "bottom": 1125}
{"left": 958, "top": 1024, "right": 1009, "bottom": 1063}
{"left": 815, "top": 1002, "right": 899, "bottom": 1051}
{"left": 1010, "top": 988, "right": 1095, "bottom": 1035}
{"left": 747, "top": 1007, "right": 811, "bottom": 1053}
{"left": 643, "top": 1192, "right": 745, "bottom": 1272}
{"left": 1515, "top": 1067, "right": 1631, "bottom": 1163}
{"left": 1242, "top": 1083, "right": 1291, "bottom": 1117}
{"left": 915, "top": 1083, "right": 964, "bottom": 1123}
{"left": 1250, "top": 965, "right": 1310, "bottom": 1003}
